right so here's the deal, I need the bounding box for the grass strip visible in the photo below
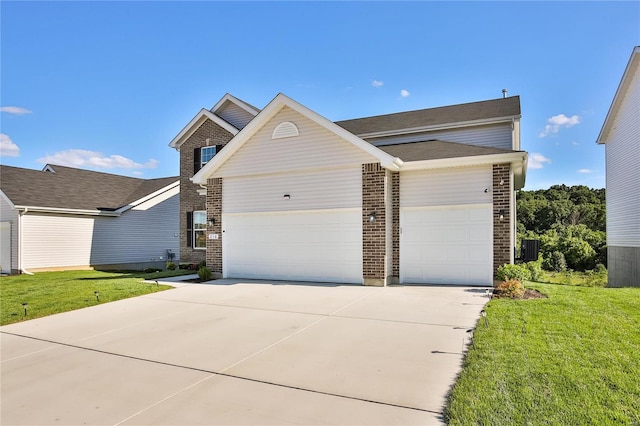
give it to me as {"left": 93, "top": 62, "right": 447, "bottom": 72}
{"left": 0, "top": 270, "right": 188, "bottom": 326}
{"left": 445, "top": 283, "right": 640, "bottom": 425}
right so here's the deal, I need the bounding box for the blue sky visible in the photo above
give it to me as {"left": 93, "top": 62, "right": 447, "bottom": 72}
{"left": 1, "top": 1, "right": 638, "bottom": 190}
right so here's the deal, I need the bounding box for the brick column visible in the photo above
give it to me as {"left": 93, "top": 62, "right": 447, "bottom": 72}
{"left": 362, "top": 163, "right": 387, "bottom": 286}
{"left": 206, "top": 177, "right": 223, "bottom": 278}
{"left": 493, "top": 164, "right": 511, "bottom": 282}
{"left": 391, "top": 171, "right": 400, "bottom": 281}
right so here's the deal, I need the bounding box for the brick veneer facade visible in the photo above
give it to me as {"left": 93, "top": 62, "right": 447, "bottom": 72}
{"left": 362, "top": 163, "right": 387, "bottom": 286}
{"left": 179, "top": 119, "right": 234, "bottom": 264}
{"left": 206, "top": 177, "right": 223, "bottom": 276}
{"left": 493, "top": 163, "right": 512, "bottom": 279}
{"left": 391, "top": 171, "right": 400, "bottom": 280}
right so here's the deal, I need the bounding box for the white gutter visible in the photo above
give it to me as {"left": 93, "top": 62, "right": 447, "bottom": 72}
{"left": 399, "top": 151, "right": 527, "bottom": 172}
{"left": 12, "top": 205, "right": 121, "bottom": 217}
{"left": 18, "top": 208, "right": 33, "bottom": 275}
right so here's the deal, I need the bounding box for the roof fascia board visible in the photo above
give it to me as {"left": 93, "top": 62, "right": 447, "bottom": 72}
{"left": 12, "top": 205, "right": 121, "bottom": 216}
{"left": 354, "top": 115, "right": 521, "bottom": 139}
{"left": 597, "top": 47, "right": 640, "bottom": 144}
{"left": 169, "top": 109, "right": 239, "bottom": 150}
{"left": 0, "top": 190, "right": 16, "bottom": 209}
{"left": 114, "top": 180, "right": 179, "bottom": 214}
{"left": 400, "top": 151, "right": 527, "bottom": 172}
{"left": 192, "top": 93, "right": 402, "bottom": 184}
{"left": 211, "top": 93, "right": 261, "bottom": 116}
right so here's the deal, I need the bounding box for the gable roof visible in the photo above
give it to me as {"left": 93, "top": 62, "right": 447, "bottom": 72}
{"left": 191, "top": 93, "right": 403, "bottom": 184}
{"left": 0, "top": 164, "right": 178, "bottom": 215}
{"left": 336, "top": 96, "right": 521, "bottom": 137}
{"left": 169, "top": 94, "right": 261, "bottom": 150}
{"left": 168, "top": 109, "right": 239, "bottom": 150}
{"left": 597, "top": 46, "right": 640, "bottom": 144}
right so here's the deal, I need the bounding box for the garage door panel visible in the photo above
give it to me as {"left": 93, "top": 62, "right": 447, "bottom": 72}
{"left": 401, "top": 205, "right": 492, "bottom": 286}
{"left": 224, "top": 210, "right": 362, "bottom": 284}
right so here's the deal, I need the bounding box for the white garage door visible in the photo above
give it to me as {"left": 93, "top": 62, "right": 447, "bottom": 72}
{"left": 223, "top": 209, "right": 362, "bottom": 284}
{"left": 400, "top": 205, "right": 493, "bottom": 286}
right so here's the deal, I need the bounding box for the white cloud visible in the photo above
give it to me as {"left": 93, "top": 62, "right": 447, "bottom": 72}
{"left": 577, "top": 168, "right": 594, "bottom": 174}
{"left": 400, "top": 89, "right": 410, "bottom": 98}
{"left": 539, "top": 113, "right": 581, "bottom": 137}
{"left": 0, "top": 133, "right": 20, "bottom": 157}
{"left": 372, "top": 80, "right": 384, "bottom": 88}
{"left": 528, "top": 153, "right": 551, "bottom": 169}
{"left": 37, "top": 149, "right": 159, "bottom": 171}
{"left": 572, "top": 141, "right": 579, "bottom": 146}
{"left": 1, "top": 106, "right": 32, "bottom": 115}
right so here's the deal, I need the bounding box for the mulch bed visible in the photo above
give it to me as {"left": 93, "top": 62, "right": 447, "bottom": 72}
{"left": 493, "top": 288, "right": 548, "bottom": 299}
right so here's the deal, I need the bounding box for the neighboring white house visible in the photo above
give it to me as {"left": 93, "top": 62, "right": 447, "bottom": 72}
{"left": 0, "top": 164, "right": 180, "bottom": 273}
{"left": 597, "top": 46, "right": 640, "bottom": 288}
{"left": 172, "top": 92, "right": 528, "bottom": 286}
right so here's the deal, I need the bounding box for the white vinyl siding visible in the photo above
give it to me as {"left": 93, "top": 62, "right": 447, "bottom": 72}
{"left": 214, "top": 106, "right": 377, "bottom": 178}
{"left": 223, "top": 168, "right": 361, "bottom": 214}
{"left": 369, "top": 123, "right": 513, "bottom": 150}
{"left": 215, "top": 101, "right": 255, "bottom": 130}
{"left": 400, "top": 166, "right": 493, "bottom": 207}
{"left": 0, "top": 195, "right": 18, "bottom": 271}
{"left": 21, "top": 188, "right": 179, "bottom": 269}
{"left": 606, "top": 63, "right": 640, "bottom": 248}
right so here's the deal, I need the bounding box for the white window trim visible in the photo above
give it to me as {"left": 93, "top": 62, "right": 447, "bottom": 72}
{"left": 193, "top": 210, "right": 207, "bottom": 250}
{"left": 201, "top": 146, "right": 217, "bottom": 169}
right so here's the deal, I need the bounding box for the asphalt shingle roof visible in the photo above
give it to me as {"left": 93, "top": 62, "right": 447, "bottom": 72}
{"left": 0, "top": 164, "right": 178, "bottom": 212}
{"left": 335, "top": 96, "right": 521, "bottom": 135}
{"left": 376, "top": 140, "right": 520, "bottom": 162}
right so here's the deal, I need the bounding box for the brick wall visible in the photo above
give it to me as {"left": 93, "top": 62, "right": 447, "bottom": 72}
{"left": 391, "top": 171, "right": 400, "bottom": 279}
{"left": 206, "top": 177, "right": 223, "bottom": 276}
{"left": 179, "top": 118, "right": 234, "bottom": 264}
{"left": 362, "top": 163, "right": 386, "bottom": 285}
{"left": 493, "top": 163, "right": 512, "bottom": 279}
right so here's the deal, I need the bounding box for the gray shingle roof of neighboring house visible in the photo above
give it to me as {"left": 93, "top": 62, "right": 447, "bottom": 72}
{"left": 0, "top": 164, "right": 178, "bottom": 212}
{"left": 377, "top": 140, "right": 521, "bottom": 162}
{"left": 335, "top": 96, "right": 521, "bottom": 135}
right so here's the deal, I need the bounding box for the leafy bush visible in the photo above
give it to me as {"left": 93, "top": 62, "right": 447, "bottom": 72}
{"left": 543, "top": 251, "right": 567, "bottom": 272}
{"left": 197, "top": 266, "right": 212, "bottom": 281}
{"left": 166, "top": 262, "right": 176, "bottom": 270}
{"left": 525, "top": 260, "right": 545, "bottom": 282}
{"left": 198, "top": 260, "right": 207, "bottom": 269}
{"left": 496, "top": 264, "right": 532, "bottom": 282}
{"left": 143, "top": 267, "right": 162, "bottom": 273}
{"left": 495, "top": 279, "right": 525, "bottom": 298}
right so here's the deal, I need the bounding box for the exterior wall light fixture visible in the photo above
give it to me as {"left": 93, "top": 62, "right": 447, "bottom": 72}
{"left": 207, "top": 217, "right": 216, "bottom": 226}
{"left": 498, "top": 209, "right": 505, "bottom": 221}
{"left": 369, "top": 211, "right": 377, "bottom": 223}
{"left": 283, "top": 194, "right": 290, "bottom": 200}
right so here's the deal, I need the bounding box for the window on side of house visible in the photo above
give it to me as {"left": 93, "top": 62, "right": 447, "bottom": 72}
{"left": 201, "top": 146, "right": 217, "bottom": 168}
{"left": 193, "top": 210, "right": 207, "bottom": 249}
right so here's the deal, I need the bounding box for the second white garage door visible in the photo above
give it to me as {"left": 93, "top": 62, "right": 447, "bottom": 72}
{"left": 223, "top": 209, "right": 362, "bottom": 284}
{"left": 400, "top": 205, "right": 493, "bottom": 286}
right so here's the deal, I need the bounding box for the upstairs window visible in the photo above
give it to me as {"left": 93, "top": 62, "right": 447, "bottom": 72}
{"left": 201, "top": 146, "right": 217, "bottom": 168}
{"left": 194, "top": 145, "right": 218, "bottom": 174}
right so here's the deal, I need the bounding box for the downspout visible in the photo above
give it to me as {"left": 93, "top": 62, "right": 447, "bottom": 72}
{"left": 18, "top": 208, "right": 34, "bottom": 275}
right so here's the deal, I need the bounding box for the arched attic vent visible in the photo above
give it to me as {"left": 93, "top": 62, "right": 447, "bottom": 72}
{"left": 272, "top": 121, "right": 299, "bottom": 139}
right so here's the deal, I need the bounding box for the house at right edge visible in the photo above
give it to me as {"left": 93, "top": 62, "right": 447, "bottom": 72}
{"left": 597, "top": 46, "right": 640, "bottom": 288}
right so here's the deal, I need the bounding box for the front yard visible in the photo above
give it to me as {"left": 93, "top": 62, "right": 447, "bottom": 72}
{"left": 445, "top": 283, "right": 640, "bottom": 425}
{"left": 0, "top": 270, "right": 186, "bottom": 326}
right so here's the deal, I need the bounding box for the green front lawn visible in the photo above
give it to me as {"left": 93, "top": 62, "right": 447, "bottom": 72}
{"left": 0, "top": 270, "right": 188, "bottom": 326}
{"left": 445, "top": 283, "right": 640, "bottom": 424}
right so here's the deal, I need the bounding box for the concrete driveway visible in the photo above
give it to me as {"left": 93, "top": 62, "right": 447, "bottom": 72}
{"left": 1, "top": 279, "right": 490, "bottom": 425}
